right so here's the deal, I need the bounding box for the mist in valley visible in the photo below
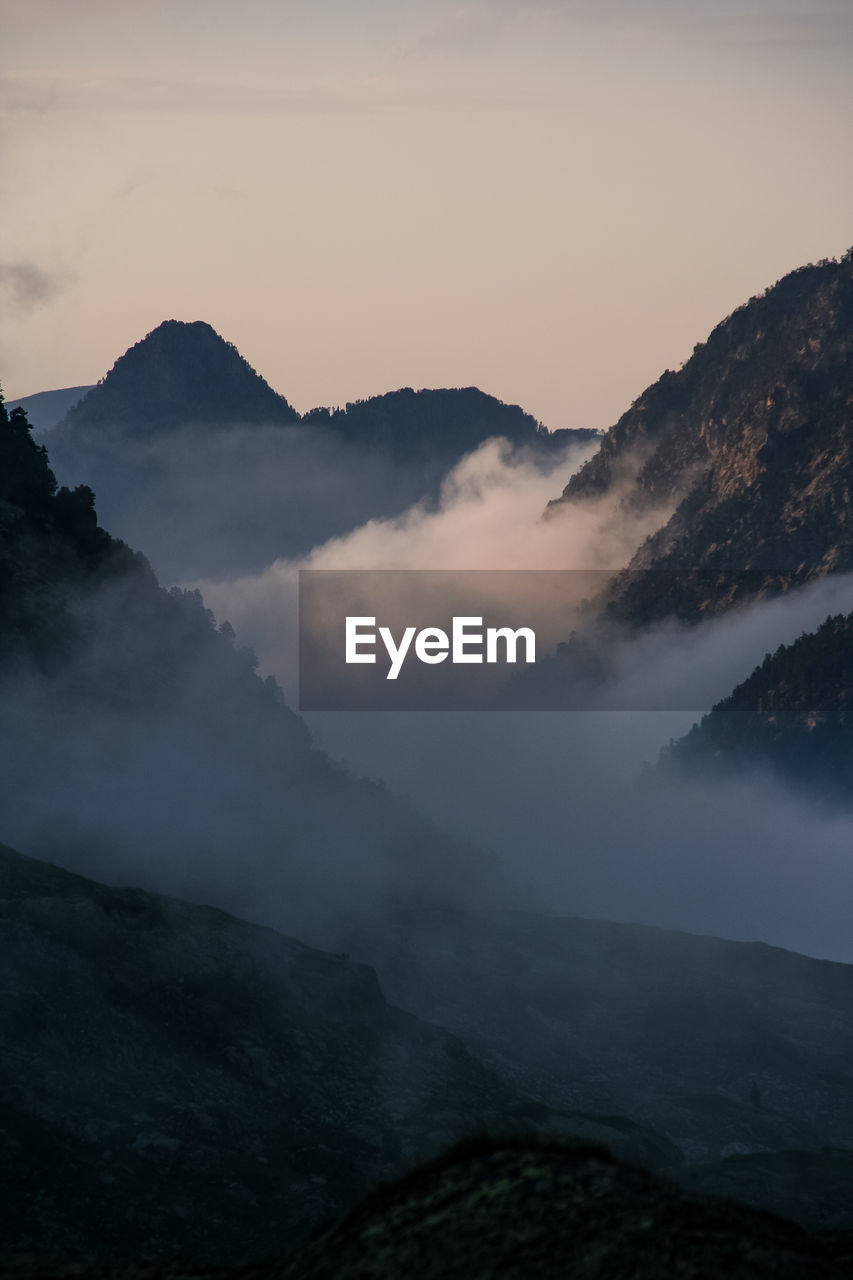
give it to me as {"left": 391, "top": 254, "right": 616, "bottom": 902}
{"left": 183, "top": 433, "right": 853, "bottom": 961}
{"left": 30, "top": 419, "right": 853, "bottom": 962}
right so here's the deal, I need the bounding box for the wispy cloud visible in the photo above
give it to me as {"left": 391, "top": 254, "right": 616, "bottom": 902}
{"left": 402, "top": 0, "right": 853, "bottom": 53}
{"left": 0, "top": 66, "right": 415, "bottom": 117}
{"left": 0, "top": 262, "right": 73, "bottom": 313}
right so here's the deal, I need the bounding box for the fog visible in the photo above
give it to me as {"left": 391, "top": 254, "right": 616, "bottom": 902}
{"left": 45, "top": 420, "right": 504, "bottom": 581}
{"left": 189, "top": 440, "right": 853, "bottom": 962}
{"left": 5, "top": 419, "right": 853, "bottom": 966}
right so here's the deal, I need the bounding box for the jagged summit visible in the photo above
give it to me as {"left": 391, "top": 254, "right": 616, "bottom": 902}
{"left": 547, "top": 250, "right": 853, "bottom": 623}
{"left": 56, "top": 319, "right": 299, "bottom": 437}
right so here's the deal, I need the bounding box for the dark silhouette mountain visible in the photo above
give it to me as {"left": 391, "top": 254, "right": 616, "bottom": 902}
{"left": 547, "top": 250, "right": 853, "bottom": 625}
{"left": 349, "top": 907, "right": 853, "bottom": 1172}
{"left": 304, "top": 386, "right": 596, "bottom": 465}
{"left": 660, "top": 612, "right": 853, "bottom": 802}
{"left": 54, "top": 320, "right": 299, "bottom": 439}
{"left": 52, "top": 320, "right": 594, "bottom": 462}
{"left": 43, "top": 325, "right": 596, "bottom": 581}
{"left": 0, "top": 843, "right": 548, "bottom": 1261}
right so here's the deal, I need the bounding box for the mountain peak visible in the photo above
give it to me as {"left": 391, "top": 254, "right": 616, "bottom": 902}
{"left": 546, "top": 249, "right": 853, "bottom": 623}
{"left": 57, "top": 319, "right": 298, "bottom": 437}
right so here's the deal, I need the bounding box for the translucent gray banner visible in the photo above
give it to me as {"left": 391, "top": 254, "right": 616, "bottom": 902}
{"left": 297, "top": 568, "right": 851, "bottom": 711}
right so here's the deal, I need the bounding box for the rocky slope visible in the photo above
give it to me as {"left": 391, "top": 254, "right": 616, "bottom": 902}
{"left": 8, "top": 1137, "right": 847, "bottom": 1279}
{"left": 348, "top": 908, "right": 853, "bottom": 1172}
{"left": 272, "top": 1137, "right": 853, "bottom": 1280}
{"left": 0, "top": 844, "right": 537, "bottom": 1261}
{"left": 682, "top": 1148, "right": 853, "bottom": 1235}
{"left": 546, "top": 250, "right": 853, "bottom": 625}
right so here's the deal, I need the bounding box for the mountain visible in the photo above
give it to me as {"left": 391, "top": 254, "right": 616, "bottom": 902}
{"left": 6, "top": 385, "right": 93, "bottom": 433}
{"left": 51, "top": 320, "right": 595, "bottom": 463}
{"left": 3, "top": 1136, "right": 852, "bottom": 1277}
{"left": 8, "top": 388, "right": 853, "bottom": 1263}
{"left": 43, "top": 325, "right": 596, "bottom": 581}
{"left": 304, "top": 386, "right": 597, "bottom": 465}
{"left": 54, "top": 320, "right": 299, "bottom": 439}
{"left": 546, "top": 250, "right": 853, "bottom": 625}
{"left": 660, "top": 611, "right": 853, "bottom": 802}
{"left": 0, "top": 391, "right": 495, "bottom": 936}
{"left": 348, "top": 907, "right": 853, "bottom": 1171}
{"left": 5, "top": 837, "right": 853, "bottom": 1275}
{"left": 0, "top": 842, "right": 547, "bottom": 1261}
{"left": 273, "top": 1136, "right": 851, "bottom": 1280}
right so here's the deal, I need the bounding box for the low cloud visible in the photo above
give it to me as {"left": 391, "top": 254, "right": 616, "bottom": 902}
{"left": 189, "top": 442, "right": 853, "bottom": 964}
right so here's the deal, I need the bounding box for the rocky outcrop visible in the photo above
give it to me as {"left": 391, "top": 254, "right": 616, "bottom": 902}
{"left": 274, "top": 1136, "right": 852, "bottom": 1279}
{"left": 547, "top": 251, "right": 853, "bottom": 624}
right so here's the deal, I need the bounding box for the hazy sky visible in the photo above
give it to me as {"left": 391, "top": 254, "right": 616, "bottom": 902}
{"left": 2, "top": 0, "right": 852, "bottom": 428}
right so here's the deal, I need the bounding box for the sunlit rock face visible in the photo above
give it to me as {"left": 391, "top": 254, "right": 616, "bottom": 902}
{"left": 547, "top": 252, "right": 853, "bottom": 623}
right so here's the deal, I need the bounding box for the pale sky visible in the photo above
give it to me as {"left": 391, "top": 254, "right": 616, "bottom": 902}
{"left": 2, "top": 0, "right": 852, "bottom": 428}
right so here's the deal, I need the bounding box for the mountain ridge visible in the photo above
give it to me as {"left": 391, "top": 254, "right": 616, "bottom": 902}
{"left": 660, "top": 609, "right": 853, "bottom": 802}
{"left": 51, "top": 319, "right": 596, "bottom": 460}
{"left": 547, "top": 250, "right": 853, "bottom": 624}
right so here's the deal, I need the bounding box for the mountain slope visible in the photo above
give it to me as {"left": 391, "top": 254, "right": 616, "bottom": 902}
{"left": 547, "top": 250, "right": 853, "bottom": 624}
{"left": 348, "top": 907, "right": 853, "bottom": 1168}
{"left": 3, "top": 1136, "right": 851, "bottom": 1277}
{"left": 0, "top": 392, "right": 495, "bottom": 938}
{"left": 0, "top": 843, "right": 542, "bottom": 1261}
{"left": 274, "top": 1136, "right": 850, "bottom": 1280}
{"left": 660, "top": 611, "right": 853, "bottom": 801}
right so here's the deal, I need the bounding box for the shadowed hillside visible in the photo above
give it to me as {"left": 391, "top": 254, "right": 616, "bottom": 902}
{"left": 0, "top": 844, "right": 544, "bottom": 1261}
{"left": 0, "top": 391, "right": 495, "bottom": 935}
{"left": 660, "top": 611, "right": 853, "bottom": 803}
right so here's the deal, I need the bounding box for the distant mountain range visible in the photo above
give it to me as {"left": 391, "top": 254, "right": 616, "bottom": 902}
{"left": 0, "top": 390, "right": 494, "bottom": 927}
{"left": 548, "top": 250, "right": 853, "bottom": 624}
{"left": 38, "top": 319, "right": 597, "bottom": 579}
{"left": 6, "top": 384, "right": 93, "bottom": 431}
{"left": 47, "top": 318, "right": 595, "bottom": 461}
